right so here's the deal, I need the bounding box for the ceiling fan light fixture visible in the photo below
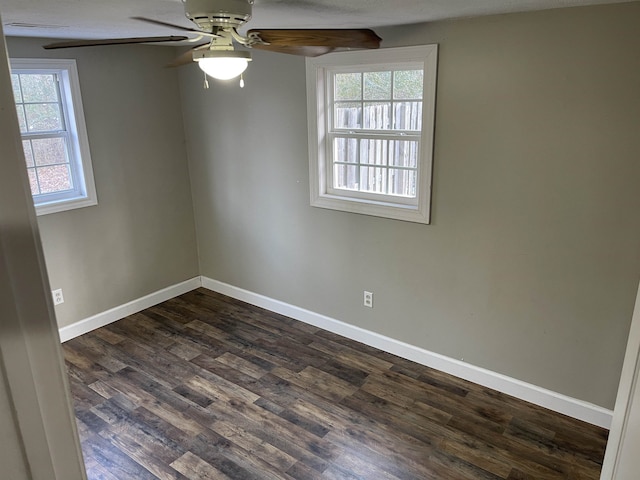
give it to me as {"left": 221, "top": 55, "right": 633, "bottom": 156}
{"left": 193, "top": 49, "right": 251, "bottom": 80}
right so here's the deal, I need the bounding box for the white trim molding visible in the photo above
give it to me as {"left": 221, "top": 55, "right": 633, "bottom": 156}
{"left": 600, "top": 281, "right": 640, "bottom": 478}
{"left": 10, "top": 58, "right": 98, "bottom": 216}
{"left": 306, "top": 45, "right": 438, "bottom": 225}
{"left": 58, "top": 274, "right": 613, "bottom": 428}
{"left": 1, "top": 28, "right": 87, "bottom": 478}
{"left": 201, "top": 276, "right": 613, "bottom": 429}
{"left": 58, "top": 277, "right": 201, "bottom": 342}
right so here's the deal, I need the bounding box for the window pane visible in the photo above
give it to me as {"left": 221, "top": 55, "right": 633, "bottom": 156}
{"left": 12, "top": 60, "right": 98, "bottom": 214}
{"left": 36, "top": 165, "right": 72, "bottom": 194}
{"left": 333, "top": 137, "right": 358, "bottom": 163}
{"left": 360, "top": 166, "right": 387, "bottom": 194}
{"left": 389, "top": 140, "right": 418, "bottom": 168}
{"left": 308, "top": 45, "right": 437, "bottom": 222}
{"left": 334, "top": 72, "right": 361, "bottom": 100}
{"left": 360, "top": 139, "right": 388, "bottom": 166}
{"left": 15, "top": 105, "right": 27, "bottom": 133}
{"left": 388, "top": 168, "right": 417, "bottom": 197}
{"left": 363, "top": 102, "right": 391, "bottom": 130}
{"left": 22, "top": 140, "right": 35, "bottom": 167}
{"left": 11, "top": 74, "right": 22, "bottom": 102}
{"left": 27, "top": 168, "right": 40, "bottom": 195}
{"left": 364, "top": 71, "right": 391, "bottom": 100}
{"left": 25, "top": 103, "right": 63, "bottom": 132}
{"left": 334, "top": 102, "right": 361, "bottom": 129}
{"left": 393, "top": 70, "right": 423, "bottom": 100}
{"left": 393, "top": 102, "right": 422, "bottom": 131}
{"left": 333, "top": 164, "right": 359, "bottom": 191}
{"left": 20, "top": 74, "right": 59, "bottom": 103}
{"left": 32, "top": 137, "right": 67, "bottom": 166}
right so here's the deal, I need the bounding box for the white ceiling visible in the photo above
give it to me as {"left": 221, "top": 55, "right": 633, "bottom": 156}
{"left": 0, "top": 0, "right": 635, "bottom": 41}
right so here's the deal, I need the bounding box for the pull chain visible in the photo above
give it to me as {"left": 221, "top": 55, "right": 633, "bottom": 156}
{"left": 240, "top": 73, "right": 245, "bottom": 88}
{"left": 203, "top": 72, "right": 210, "bottom": 89}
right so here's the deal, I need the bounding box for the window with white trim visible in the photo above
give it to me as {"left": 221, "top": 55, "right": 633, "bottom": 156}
{"left": 306, "top": 45, "right": 438, "bottom": 224}
{"left": 10, "top": 58, "right": 97, "bottom": 215}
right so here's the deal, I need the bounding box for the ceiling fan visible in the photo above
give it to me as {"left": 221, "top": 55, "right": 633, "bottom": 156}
{"left": 42, "top": 0, "right": 382, "bottom": 85}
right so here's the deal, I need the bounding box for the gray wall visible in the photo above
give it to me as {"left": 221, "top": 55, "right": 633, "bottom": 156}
{"left": 179, "top": 2, "right": 640, "bottom": 409}
{"left": 6, "top": 37, "right": 199, "bottom": 328}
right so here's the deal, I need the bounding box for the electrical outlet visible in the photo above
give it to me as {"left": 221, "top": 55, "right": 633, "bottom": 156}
{"left": 363, "top": 291, "right": 373, "bottom": 308}
{"left": 52, "top": 288, "right": 64, "bottom": 306}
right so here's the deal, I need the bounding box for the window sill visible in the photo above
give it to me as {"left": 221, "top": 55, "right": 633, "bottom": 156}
{"left": 311, "top": 192, "right": 431, "bottom": 224}
{"left": 35, "top": 196, "right": 98, "bottom": 216}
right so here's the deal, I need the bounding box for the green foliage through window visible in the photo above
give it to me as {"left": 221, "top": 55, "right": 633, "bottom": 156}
{"left": 11, "top": 71, "right": 73, "bottom": 197}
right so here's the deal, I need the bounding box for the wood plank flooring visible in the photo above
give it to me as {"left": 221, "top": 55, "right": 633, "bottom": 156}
{"left": 62, "top": 288, "right": 608, "bottom": 479}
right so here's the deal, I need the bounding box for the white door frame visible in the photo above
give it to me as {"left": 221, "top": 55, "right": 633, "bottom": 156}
{"left": 601, "top": 280, "right": 640, "bottom": 479}
{"left": 0, "top": 19, "right": 87, "bottom": 480}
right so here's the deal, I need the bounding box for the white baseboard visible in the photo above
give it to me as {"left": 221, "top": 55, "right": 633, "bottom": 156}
{"left": 58, "top": 275, "right": 613, "bottom": 428}
{"left": 58, "top": 277, "right": 202, "bottom": 343}
{"left": 201, "top": 276, "right": 613, "bottom": 429}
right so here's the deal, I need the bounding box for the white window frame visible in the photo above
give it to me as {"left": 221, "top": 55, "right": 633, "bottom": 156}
{"left": 306, "top": 45, "right": 438, "bottom": 224}
{"left": 11, "top": 58, "right": 97, "bottom": 216}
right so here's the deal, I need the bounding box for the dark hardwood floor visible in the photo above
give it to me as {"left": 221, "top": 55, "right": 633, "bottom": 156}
{"left": 63, "top": 288, "right": 608, "bottom": 479}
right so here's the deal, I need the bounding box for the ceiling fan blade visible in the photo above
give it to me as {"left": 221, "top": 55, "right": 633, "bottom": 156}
{"left": 247, "top": 29, "right": 381, "bottom": 50}
{"left": 250, "top": 44, "right": 335, "bottom": 57}
{"left": 131, "top": 16, "right": 205, "bottom": 35}
{"left": 43, "top": 36, "right": 189, "bottom": 50}
{"left": 166, "top": 44, "right": 209, "bottom": 67}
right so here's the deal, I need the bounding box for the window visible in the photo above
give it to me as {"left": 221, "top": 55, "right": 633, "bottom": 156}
{"left": 306, "top": 45, "right": 437, "bottom": 224}
{"left": 10, "top": 58, "right": 96, "bottom": 215}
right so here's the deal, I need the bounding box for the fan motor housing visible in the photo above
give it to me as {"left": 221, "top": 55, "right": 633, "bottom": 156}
{"left": 183, "top": 0, "right": 253, "bottom": 30}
